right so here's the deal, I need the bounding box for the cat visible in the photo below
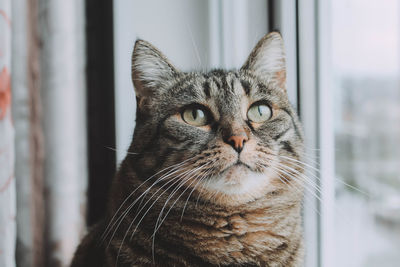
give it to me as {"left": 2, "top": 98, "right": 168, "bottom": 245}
{"left": 71, "top": 32, "right": 305, "bottom": 267}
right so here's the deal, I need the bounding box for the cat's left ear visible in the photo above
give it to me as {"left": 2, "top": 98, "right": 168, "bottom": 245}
{"left": 241, "top": 32, "right": 286, "bottom": 90}
{"left": 131, "top": 40, "right": 179, "bottom": 103}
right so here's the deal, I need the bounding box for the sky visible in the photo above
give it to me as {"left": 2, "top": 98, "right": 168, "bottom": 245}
{"left": 332, "top": 0, "right": 399, "bottom": 77}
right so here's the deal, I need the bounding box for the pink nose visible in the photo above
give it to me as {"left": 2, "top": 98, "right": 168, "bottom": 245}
{"left": 227, "top": 134, "right": 248, "bottom": 153}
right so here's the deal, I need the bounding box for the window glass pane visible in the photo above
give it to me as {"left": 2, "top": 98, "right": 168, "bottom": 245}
{"left": 332, "top": 1, "right": 400, "bottom": 266}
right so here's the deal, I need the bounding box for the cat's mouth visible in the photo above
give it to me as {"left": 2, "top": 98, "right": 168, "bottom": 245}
{"left": 219, "top": 159, "right": 265, "bottom": 176}
{"left": 219, "top": 160, "right": 251, "bottom": 175}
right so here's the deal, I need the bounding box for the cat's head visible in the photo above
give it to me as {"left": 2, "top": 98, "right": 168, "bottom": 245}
{"left": 129, "top": 32, "right": 304, "bottom": 206}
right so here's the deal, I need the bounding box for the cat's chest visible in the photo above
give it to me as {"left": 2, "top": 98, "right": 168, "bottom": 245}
{"left": 157, "top": 208, "right": 290, "bottom": 265}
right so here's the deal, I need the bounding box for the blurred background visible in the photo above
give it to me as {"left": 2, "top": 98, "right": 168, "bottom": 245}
{"left": 0, "top": 0, "right": 399, "bottom": 266}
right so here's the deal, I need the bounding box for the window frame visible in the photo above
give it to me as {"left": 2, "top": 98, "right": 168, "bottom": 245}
{"left": 274, "top": 1, "right": 336, "bottom": 266}
{"left": 297, "top": 0, "right": 336, "bottom": 266}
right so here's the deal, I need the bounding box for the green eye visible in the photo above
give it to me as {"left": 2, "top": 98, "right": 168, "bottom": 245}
{"left": 247, "top": 103, "right": 272, "bottom": 123}
{"left": 182, "top": 107, "right": 208, "bottom": 126}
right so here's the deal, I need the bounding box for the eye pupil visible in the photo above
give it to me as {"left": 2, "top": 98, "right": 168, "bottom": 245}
{"left": 258, "top": 105, "right": 268, "bottom": 117}
{"left": 192, "top": 109, "right": 197, "bottom": 120}
{"left": 258, "top": 106, "right": 262, "bottom": 116}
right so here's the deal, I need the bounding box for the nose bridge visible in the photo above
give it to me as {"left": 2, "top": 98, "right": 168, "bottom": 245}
{"left": 218, "top": 93, "right": 249, "bottom": 151}
{"left": 221, "top": 117, "right": 245, "bottom": 137}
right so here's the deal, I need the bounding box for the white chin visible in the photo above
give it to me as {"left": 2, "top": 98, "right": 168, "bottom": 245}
{"left": 202, "top": 165, "right": 273, "bottom": 196}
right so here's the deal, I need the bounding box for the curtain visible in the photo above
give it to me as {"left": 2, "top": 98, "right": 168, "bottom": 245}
{"left": 39, "top": 0, "right": 88, "bottom": 265}
{"left": 0, "top": 0, "right": 16, "bottom": 267}
{"left": 7, "top": 0, "right": 88, "bottom": 266}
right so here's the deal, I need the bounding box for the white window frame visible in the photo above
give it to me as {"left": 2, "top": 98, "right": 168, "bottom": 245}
{"left": 316, "top": 1, "right": 335, "bottom": 266}
{"left": 275, "top": 1, "right": 335, "bottom": 266}
{"left": 297, "top": 1, "right": 335, "bottom": 267}
{"left": 296, "top": 0, "right": 321, "bottom": 265}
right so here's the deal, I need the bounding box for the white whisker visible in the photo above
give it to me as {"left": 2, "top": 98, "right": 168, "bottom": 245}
{"left": 116, "top": 170, "right": 194, "bottom": 265}
{"left": 150, "top": 163, "right": 210, "bottom": 263}
{"left": 101, "top": 158, "right": 195, "bottom": 244}
{"left": 180, "top": 163, "right": 215, "bottom": 221}
{"left": 151, "top": 162, "right": 211, "bottom": 240}
{"left": 280, "top": 155, "right": 369, "bottom": 196}
{"left": 105, "top": 146, "right": 139, "bottom": 155}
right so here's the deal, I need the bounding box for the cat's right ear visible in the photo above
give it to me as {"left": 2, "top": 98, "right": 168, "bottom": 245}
{"left": 241, "top": 32, "right": 286, "bottom": 91}
{"left": 131, "top": 40, "right": 179, "bottom": 106}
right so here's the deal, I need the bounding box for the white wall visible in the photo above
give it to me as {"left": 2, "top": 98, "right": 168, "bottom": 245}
{"left": 114, "top": 0, "right": 269, "bottom": 163}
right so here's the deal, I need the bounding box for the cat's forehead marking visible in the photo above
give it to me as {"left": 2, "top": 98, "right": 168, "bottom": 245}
{"left": 197, "top": 71, "right": 251, "bottom": 122}
{"left": 202, "top": 71, "right": 247, "bottom": 98}
{"left": 228, "top": 72, "right": 246, "bottom": 96}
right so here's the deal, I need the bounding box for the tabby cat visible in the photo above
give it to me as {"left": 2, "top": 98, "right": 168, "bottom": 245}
{"left": 71, "top": 32, "right": 305, "bottom": 267}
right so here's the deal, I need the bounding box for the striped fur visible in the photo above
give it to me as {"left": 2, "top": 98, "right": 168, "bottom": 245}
{"left": 71, "top": 32, "right": 305, "bottom": 267}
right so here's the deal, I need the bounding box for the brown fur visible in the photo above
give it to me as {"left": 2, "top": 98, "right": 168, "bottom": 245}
{"left": 71, "top": 32, "right": 305, "bottom": 267}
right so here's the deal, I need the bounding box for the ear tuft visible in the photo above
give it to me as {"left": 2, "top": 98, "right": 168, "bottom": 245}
{"left": 241, "top": 32, "right": 286, "bottom": 89}
{"left": 131, "top": 40, "right": 178, "bottom": 99}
